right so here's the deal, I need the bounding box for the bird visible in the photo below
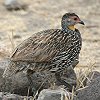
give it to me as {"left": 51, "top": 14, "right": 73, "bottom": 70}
{"left": 3, "top": 13, "right": 84, "bottom": 91}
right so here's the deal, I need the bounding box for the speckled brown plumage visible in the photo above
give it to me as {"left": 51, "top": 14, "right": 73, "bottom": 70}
{"left": 3, "top": 13, "right": 84, "bottom": 91}
{"left": 3, "top": 28, "right": 81, "bottom": 76}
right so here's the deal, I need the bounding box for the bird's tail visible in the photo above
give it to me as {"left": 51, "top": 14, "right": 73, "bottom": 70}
{"left": 2, "top": 61, "right": 19, "bottom": 78}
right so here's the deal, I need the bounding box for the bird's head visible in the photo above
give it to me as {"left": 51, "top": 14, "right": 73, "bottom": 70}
{"left": 61, "top": 13, "right": 85, "bottom": 31}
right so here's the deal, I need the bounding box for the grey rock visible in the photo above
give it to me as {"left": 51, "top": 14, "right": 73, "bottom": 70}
{"left": 0, "top": 60, "right": 32, "bottom": 96}
{"left": 3, "top": 93, "right": 22, "bottom": 100}
{"left": 30, "top": 66, "right": 77, "bottom": 93}
{"left": 84, "top": 71, "right": 100, "bottom": 86}
{"left": 4, "top": 0, "right": 27, "bottom": 11}
{"left": 13, "top": 35, "right": 21, "bottom": 39}
{"left": 37, "top": 89, "right": 77, "bottom": 100}
{"left": 30, "top": 71, "right": 56, "bottom": 91}
{"left": 1, "top": 72, "right": 31, "bottom": 96}
{"left": 0, "top": 92, "right": 33, "bottom": 100}
{"left": 0, "top": 92, "right": 3, "bottom": 100}
{"left": 77, "top": 76, "right": 100, "bottom": 100}
{"left": 0, "top": 59, "right": 10, "bottom": 69}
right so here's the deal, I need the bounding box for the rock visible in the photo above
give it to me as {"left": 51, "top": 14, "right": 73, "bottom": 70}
{"left": 0, "top": 92, "right": 33, "bottom": 100}
{"left": 30, "top": 71, "right": 56, "bottom": 92}
{"left": 55, "top": 66, "right": 77, "bottom": 92}
{"left": 1, "top": 72, "right": 32, "bottom": 96}
{"left": 13, "top": 35, "right": 21, "bottom": 39}
{"left": 0, "top": 92, "right": 3, "bottom": 100}
{"left": 86, "top": 71, "right": 100, "bottom": 85}
{"left": 0, "top": 59, "right": 10, "bottom": 69}
{"left": 77, "top": 76, "right": 100, "bottom": 100}
{"left": 37, "top": 89, "right": 77, "bottom": 100}
{"left": 84, "top": 71, "right": 100, "bottom": 86}
{"left": 30, "top": 66, "right": 77, "bottom": 93}
{"left": 0, "top": 60, "right": 32, "bottom": 96}
{"left": 3, "top": 93, "right": 22, "bottom": 100}
{"left": 4, "top": 0, "right": 27, "bottom": 11}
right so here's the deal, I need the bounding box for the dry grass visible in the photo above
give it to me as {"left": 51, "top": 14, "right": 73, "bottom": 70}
{"left": 75, "top": 63, "right": 96, "bottom": 90}
{"left": 7, "top": 30, "right": 16, "bottom": 51}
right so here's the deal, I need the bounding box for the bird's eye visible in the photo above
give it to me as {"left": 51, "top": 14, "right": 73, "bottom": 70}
{"left": 74, "top": 18, "right": 77, "bottom": 20}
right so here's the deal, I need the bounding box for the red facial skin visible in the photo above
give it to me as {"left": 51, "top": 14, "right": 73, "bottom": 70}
{"left": 70, "top": 16, "right": 81, "bottom": 23}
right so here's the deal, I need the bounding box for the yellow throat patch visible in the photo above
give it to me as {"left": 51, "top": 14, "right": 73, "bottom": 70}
{"left": 68, "top": 25, "right": 75, "bottom": 31}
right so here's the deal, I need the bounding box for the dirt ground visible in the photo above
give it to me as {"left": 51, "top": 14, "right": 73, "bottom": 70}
{"left": 0, "top": 0, "right": 100, "bottom": 71}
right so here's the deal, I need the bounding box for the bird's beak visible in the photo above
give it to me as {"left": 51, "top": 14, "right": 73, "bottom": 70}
{"left": 79, "top": 21, "right": 85, "bottom": 25}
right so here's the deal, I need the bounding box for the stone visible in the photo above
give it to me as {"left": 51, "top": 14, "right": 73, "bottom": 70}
{"left": 4, "top": 0, "right": 27, "bottom": 11}
{"left": 30, "top": 66, "right": 77, "bottom": 94}
{"left": 0, "top": 92, "right": 33, "bottom": 100}
{"left": 83, "top": 71, "right": 100, "bottom": 86}
{"left": 0, "top": 60, "right": 32, "bottom": 96}
{"left": 3, "top": 93, "right": 22, "bottom": 100}
{"left": 1, "top": 72, "right": 32, "bottom": 96}
{"left": 77, "top": 76, "right": 100, "bottom": 100}
{"left": 0, "top": 92, "right": 3, "bottom": 100}
{"left": 37, "top": 89, "right": 77, "bottom": 100}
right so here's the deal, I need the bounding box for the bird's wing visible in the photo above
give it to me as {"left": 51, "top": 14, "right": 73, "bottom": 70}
{"left": 11, "top": 29, "right": 62, "bottom": 63}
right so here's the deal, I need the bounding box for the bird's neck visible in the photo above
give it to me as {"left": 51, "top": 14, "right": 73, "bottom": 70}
{"left": 62, "top": 22, "right": 75, "bottom": 31}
